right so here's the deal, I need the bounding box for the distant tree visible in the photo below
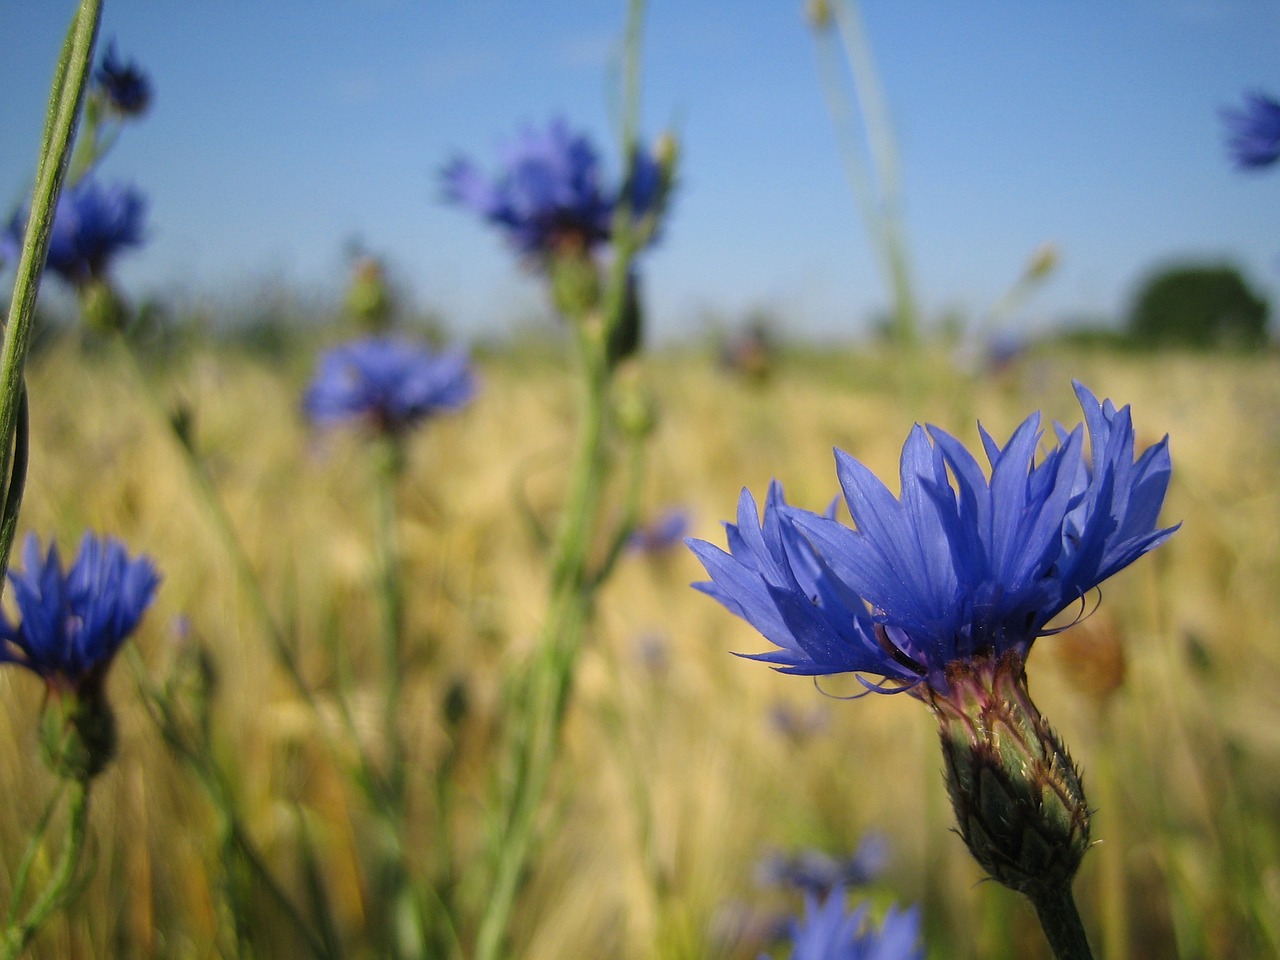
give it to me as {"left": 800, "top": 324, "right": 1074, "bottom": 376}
{"left": 1127, "top": 263, "right": 1270, "bottom": 349}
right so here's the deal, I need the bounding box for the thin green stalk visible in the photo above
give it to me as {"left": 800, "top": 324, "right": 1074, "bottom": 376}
{"left": 3, "top": 783, "right": 67, "bottom": 927}
{"left": 0, "top": 0, "right": 102, "bottom": 584}
{"left": 0, "top": 780, "right": 91, "bottom": 960}
{"left": 1031, "top": 886, "right": 1095, "bottom": 960}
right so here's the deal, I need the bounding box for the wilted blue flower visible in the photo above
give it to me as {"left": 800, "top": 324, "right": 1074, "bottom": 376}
{"left": 2, "top": 178, "right": 146, "bottom": 285}
{"left": 442, "top": 117, "right": 665, "bottom": 259}
{"left": 303, "top": 337, "right": 477, "bottom": 435}
{"left": 94, "top": 41, "right": 152, "bottom": 117}
{"left": 1222, "top": 91, "right": 1280, "bottom": 169}
{"left": 769, "top": 891, "right": 923, "bottom": 960}
{"left": 627, "top": 508, "right": 692, "bottom": 554}
{"left": 756, "top": 835, "right": 889, "bottom": 896}
{"left": 688, "top": 382, "right": 1176, "bottom": 695}
{"left": 0, "top": 533, "right": 160, "bottom": 690}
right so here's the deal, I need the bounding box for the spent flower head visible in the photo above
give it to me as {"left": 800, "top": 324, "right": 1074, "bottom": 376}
{"left": 688, "top": 381, "right": 1176, "bottom": 695}
{"left": 442, "top": 117, "right": 669, "bottom": 261}
{"left": 769, "top": 891, "right": 923, "bottom": 960}
{"left": 2, "top": 178, "right": 146, "bottom": 286}
{"left": 93, "top": 41, "right": 152, "bottom": 117}
{"left": 303, "top": 336, "right": 477, "bottom": 436}
{"left": 1222, "top": 91, "right": 1280, "bottom": 169}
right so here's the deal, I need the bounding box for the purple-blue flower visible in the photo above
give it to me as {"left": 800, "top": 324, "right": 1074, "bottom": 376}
{"left": 303, "top": 337, "right": 477, "bottom": 435}
{"left": 0, "top": 533, "right": 160, "bottom": 690}
{"left": 442, "top": 118, "right": 665, "bottom": 259}
{"left": 768, "top": 891, "right": 923, "bottom": 960}
{"left": 756, "top": 835, "right": 889, "bottom": 897}
{"left": 1222, "top": 91, "right": 1280, "bottom": 169}
{"left": 94, "top": 41, "right": 152, "bottom": 117}
{"left": 688, "top": 382, "right": 1176, "bottom": 696}
{"left": 627, "top": 508, "right": 692, "bottom": 554}
{"left": 2, "top": 178, "right": 146, "bottom": 285}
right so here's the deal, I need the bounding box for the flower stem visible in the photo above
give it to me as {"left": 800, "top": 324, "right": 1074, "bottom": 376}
{"left": 0, "top": 0, "right": 101, "bottom": 586}
{"left": 1031, "top": 885, "right": 1095, "bottom": 960}
{"left": 0, "top": 780, "right": 91, "bottom": 959}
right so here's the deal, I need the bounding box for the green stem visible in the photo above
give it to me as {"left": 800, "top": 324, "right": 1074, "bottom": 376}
{"left": 0, "top": 0, "right": 101, "bottom": 585}
{"left": 0, "top": 780, "right": 91, "bottom": 959}
{"left": 1031, "top": 886, "right": 1095, "bottom": 960}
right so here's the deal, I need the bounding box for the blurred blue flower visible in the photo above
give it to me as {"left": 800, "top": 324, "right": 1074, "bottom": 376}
{"left": 756, "top": 835, "right": 889, "bottom": 896}
{"left": 0, "top": 533, "right": 160, "bottom": 690}
{"left": 2, "top": 178, "right": 146, "bottom": 285}
{"left": 769, "top": 891, "right": 923, "bottom": 960}
{"left": 442, "top": 117, "right": 664, "bottom": 259}
{"left": 94, "top": 40, "right": 152, "bottom": 117}
{"left": 1222, "top": 91, "right": 1280, "bottom": 169}
{"left": 303, "top": 337, "right": 477, "bottom": 435}
{"left": 627, "top": 508, "right": 692, "bottom": 554}
{"left": 688, "top": 382, "right": 1176, "bottom": 695}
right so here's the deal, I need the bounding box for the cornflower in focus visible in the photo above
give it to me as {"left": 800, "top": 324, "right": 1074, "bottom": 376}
{"left": 770, "top": 890, "right": 922, "bottom": 960}
{"left": 1222, "top": 91, "right": 1280, "bottom": 169}
{"left": 690, "top": 382, "right": 1176, "bottom": 954}
{"left": 441, "top": 117, "right": 673, "bottom": 262}
{"left": 0, "top": 533, "right": 160, "bottom": 778}
{"left": 303, "top": 336, "right": 477, "bottom": 437}
{"left": 93, "top": 40, "right": 152, "bottom": 117}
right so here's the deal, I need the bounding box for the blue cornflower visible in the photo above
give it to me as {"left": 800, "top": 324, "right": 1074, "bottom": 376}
{"left": 0, "top": 533, "right": 160, "bottom": 691}
{"left": 627, "top": 508, "right": 692, "bottom": 554}
{"left": 1222, "top": 91, "right": 1280, "bottom": 169}
{"left": 688, "top": 382, "right": 1176, "bottom": 696}
{"left": 756, "top": 835, "right": 889, "bottom": 897}
{"left": 769, "top": 891, "right": 923, "bottom": 960}
{"left": 2, "top": 178, "right": 146, "bottom": 286}
{"left": 442, "top": 117, "right": 665, "bottom": 259}
{"left": 94, "top": 41, "right": 152, "bottom": 117}
{"left": 303, "top": 337, "right": 477, "bottom": 435}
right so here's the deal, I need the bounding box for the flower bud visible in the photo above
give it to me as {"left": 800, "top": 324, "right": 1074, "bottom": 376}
{"left": 79, "top": 277, "right": 128, "bottom": 334}
{"left": 928, "top": 650, "right": 1090, "bottom": 899}
{"left": 549, "top": 248, "right": 602, "bottom": 322}
{"left": 40, "top": 677, "right": 118, "bottom": 781}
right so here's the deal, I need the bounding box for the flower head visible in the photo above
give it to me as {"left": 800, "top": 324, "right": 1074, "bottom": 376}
{"left": 756, "top": 836, "right": 889, "bottom": 897}
{"left": 0, "top": 533, "right": 160, "bottom": 691}
{"left": 627, "top": 508, "right": 692, "bottom": 555}
{"left": 688, "top": 382, "right": 1176, "bottom": 696}
{"left": 93, "top": 41, "right": 152, "bottom": 117}
{"left": 2, "top": 178, "right": 146, "bottom": 286}
{"left": 303, "top": 337, "right": 477, "bottom": 435}
{"left": 770, "top": 891, "right": 923, "bottom": 960}
{"left": 1222, "top": 91, "right": 1280, "bottom": 169}
{"left": 442, "top": 117, "right": 666, "bottom": 260}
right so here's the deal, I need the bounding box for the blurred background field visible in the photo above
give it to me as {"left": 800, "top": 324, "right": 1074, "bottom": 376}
{"left": 0, "top": 331, "right": 1275, "bottom": 958}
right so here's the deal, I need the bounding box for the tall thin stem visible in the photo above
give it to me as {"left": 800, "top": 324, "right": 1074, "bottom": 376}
{"left": 1031, "top": 886, "right": 1095, "bottom": 960}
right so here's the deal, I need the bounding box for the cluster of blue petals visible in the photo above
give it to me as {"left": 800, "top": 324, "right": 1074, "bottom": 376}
{"left": 94, "top": 41, "right": 152, "bottom": 117}
{"left": 303, "top": 337, "right": 477, "bottom": 434}
{"left": 688, "top": 383, "right": 1176, "bottom": 695}
{"left": 627, "top": 508, "right": 691, "bottom": 554}
{"left": 770, "top": 892, "right": 922, "bottom": 960}
{"left": 0, "top": 533, "right": 160, "bottom": 688}
{"left": 1222, "top": 92, "right": 1280, "bottom": 169}
{"left": 756, "top": 835, "right": 888, "bottom": 897}
{"left": 442, "top": 117, "right": 662, "bottom": 257}
{"left": 2, "top": 178, "right": 146, "bottom": 285}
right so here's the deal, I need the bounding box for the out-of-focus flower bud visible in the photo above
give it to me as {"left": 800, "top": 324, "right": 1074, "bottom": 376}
{"left": 611, "top": 359, "right": 659, "bottom": 440}
{"left": 1055, "top": 613, "right": 1126, "bottom": 706}
{"left": 40, "top": 678, "right": 117, "bottom": 781}
{"left": 79, "top": 277, "right": 128, "bottom": 333}
{"left": 346, "top": 256, "right": 393, "bottom": 332}
{"left": 806, "top": 0, "right": 834, "bottom": 31}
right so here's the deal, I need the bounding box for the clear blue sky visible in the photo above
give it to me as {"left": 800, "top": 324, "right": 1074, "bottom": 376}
{"left": 2, "top": 1, "right": 1277, "bottom": 342}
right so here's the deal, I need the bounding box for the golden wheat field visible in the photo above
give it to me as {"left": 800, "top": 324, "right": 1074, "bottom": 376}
{"left": 0, "top": 336, "right": 1277, "bottom": 959}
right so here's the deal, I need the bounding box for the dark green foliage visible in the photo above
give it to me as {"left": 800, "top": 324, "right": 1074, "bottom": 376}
{"left": 1127, "top": 263, "right": 1270, "bottom": 349}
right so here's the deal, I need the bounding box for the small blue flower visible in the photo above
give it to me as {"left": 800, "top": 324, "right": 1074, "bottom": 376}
{"left": 2, "top": 178, "right": 146, "bottom": 285}
{"left": 303, "top": 337, "right": 477, "bottom": 435}
{"left": 1222, "top": 91, "right": 1280, "bottom": 169}
{"left": 769, "top": 891, "right": 923, "bottom": 960}
{"left": 0, "top": 533, "right": 160, "bottom": 690}
{"left": 756, "top": 835, "right": 889, "bottom": 897}
{"left": 627, "top": 508, "right": 692, "bottom": 554}
{"left": 94, "top": 41, "right": 152, "bottom": 117}
{"left": 688, "top": 382, "right": 1176, "bottom": 695}
{"left": 442, "top": 117, "right": 664, "bottom": 259}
